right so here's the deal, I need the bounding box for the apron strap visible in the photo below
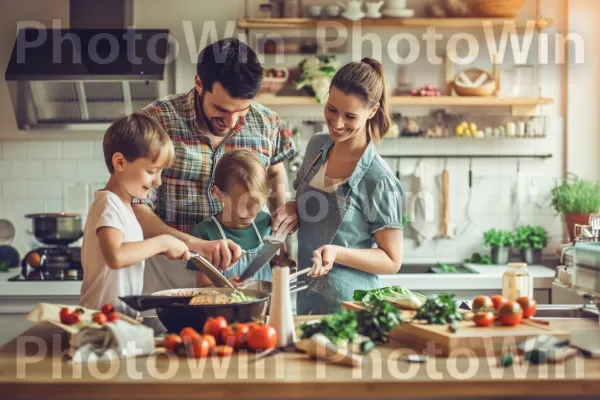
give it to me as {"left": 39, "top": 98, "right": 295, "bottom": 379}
{"left": 251, "top": 221, "right": 263, "bottom": 244}
{"left": 210, "top": 216, "right": 227, "bottom": 240}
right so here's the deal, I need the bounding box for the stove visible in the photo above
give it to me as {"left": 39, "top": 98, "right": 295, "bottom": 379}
{"left": 10, "top": 246, "right": 83, "bottom": 281}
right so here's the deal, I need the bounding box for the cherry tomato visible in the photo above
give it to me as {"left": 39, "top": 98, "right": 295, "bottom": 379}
{"left": 490, "top": 295, "right": 508, "bottom": 312}
{"left": 220, "top": 323, "right": 249, "bottom": 350}
{"left": 70, "top": 313, "right": 81, "bottom": 324}
{"left": 59, "top": 307, "right": 73, "bottom": 324}
{"left": 516, "top": 296, "right": 537, "bottom": 318}
{"left": 180, "top": 327, "right": 201, "bottom": 339}
{"left": 247, "top": 324, "right": 277, "bottom": 351}
{"left": 203, "top": 317, "right": 228, "bottom": 341}
{"left": 92, "top": 312, "right": 107, "bottom": 325}
{"left": 472, "top": 296, "right": 494, "bottom": 312}
{"left": 214, "top": 345, "right": 234, "bottom": 357}
{"left": 106, "top": 312, "right": 119, "bottom": 322}
{"left": 101, "top": 304, "right": 114, "bottom": 314}
{"left": 498, "top": 301, "right": 523, "bottom": 326}
{"left": 203, "top": 334, "right": 217, "bottom": 349}
{"left": 163, "top": 334, "right": 183, "bottom": 352}
{"left": 183, "top": 335, "right": 210, "bottom": 358}
{"left": 472, "top": 311, "right": 495, "bottom": 327}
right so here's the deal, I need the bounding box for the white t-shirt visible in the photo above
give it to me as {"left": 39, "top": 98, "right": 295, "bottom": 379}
{"left": 309, "top": 161, "right": 349, "bottom": 193}
{"left": 80, "top": 190, "right": 144, "bottom": 317}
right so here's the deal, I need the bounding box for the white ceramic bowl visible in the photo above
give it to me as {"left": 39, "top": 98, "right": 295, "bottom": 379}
{"left": 326, "top": 5, "right": 342, "bottom": 16}
{"left": 386, "top": 0, "right": 407, "bottom": 9}
{"left": 307, "top": 5, "right": 323, "bottom": 17}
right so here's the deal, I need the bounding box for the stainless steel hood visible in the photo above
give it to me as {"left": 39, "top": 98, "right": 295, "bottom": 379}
{"left": 4, "top": 0, "right": 175, "bottom": 130}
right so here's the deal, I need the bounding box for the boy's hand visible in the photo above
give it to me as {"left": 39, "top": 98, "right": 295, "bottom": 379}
{"left": 189, "top": 239, "right": 242, "bottom": 271}
{"left": 229, "top": 275, "right": 250, "bottom": 288}
{"left": 161, "top": 235, "right": 190, "bottom": 261}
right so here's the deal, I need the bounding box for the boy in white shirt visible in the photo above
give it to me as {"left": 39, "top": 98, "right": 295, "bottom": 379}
{"left": 80, "top": 113, "right": 190, "bottom": 317}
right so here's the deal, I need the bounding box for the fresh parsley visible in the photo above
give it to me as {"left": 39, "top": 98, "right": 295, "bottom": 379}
{"left": 413, "top": 293, "right": 463, "bottom": 325}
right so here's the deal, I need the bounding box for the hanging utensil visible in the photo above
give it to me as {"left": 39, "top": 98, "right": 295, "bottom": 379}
{"left": 440, "top": 160, "right": 452, "bottom": 239}
{"left": 454, "top": 158, "right": 475, "bottom": 237}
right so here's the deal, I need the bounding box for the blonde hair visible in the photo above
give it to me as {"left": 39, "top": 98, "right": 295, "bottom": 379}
{"left": 330, "top": 58, "right": 391, "bottom": 142}
{"left": 103, "top": 112, "right": 174, "bottom": 173}
{"left": 214, "top": 149, "right": 270, "bottom": 200}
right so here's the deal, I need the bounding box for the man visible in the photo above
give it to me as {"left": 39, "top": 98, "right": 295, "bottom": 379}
{"left": 133, "top": 38, "right": 298, "bottom": 294}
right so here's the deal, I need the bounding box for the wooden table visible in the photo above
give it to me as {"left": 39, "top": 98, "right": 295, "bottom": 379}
{"left": 0, "top": 316, "right": 599, "bottom": 399}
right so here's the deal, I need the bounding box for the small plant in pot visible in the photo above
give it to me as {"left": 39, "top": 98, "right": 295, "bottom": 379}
{"left": 551, "top": 173, "right": 600, "bottom": 241}
{"left": 483, "top": 229, "right": 514, "bottom": 265}
{"left": 514, "top": 225, "right": 548, "bottom": 265}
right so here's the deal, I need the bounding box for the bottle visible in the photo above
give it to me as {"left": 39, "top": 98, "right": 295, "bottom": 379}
{"left": 502, "top": 263, "right": 533, "bottom": 301}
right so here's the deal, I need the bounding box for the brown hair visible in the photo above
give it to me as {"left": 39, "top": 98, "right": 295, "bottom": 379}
{"left": 330, "top": 58, "right": 391, "bottom": 142}
{"left": 214, "top": 149, "right": 270, "bottom": 200}
{"left": 103, "top": 112, "right": 174, "bottom": 173}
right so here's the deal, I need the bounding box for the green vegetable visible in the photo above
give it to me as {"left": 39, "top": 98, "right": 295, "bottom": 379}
{"left": 0, "top": 261, "right": 11, "bottom": 272}
{"left": 551, "top": 173, "right": 600, "bottom": 215}
{"left": 413, "top": 293, "right": 463, "bottom": 325}
{"left": 230, "top": 290, "right": 258, "bottom": 303}
{"left": 359, "top": 339, "right": 375, "bottom": 354}
{"left": 356, "top": 299, "right": 403, "bottom": 344}
{"left": 500, "top": 353, "right": 514, "bottom": 367}
{"left": 300, "top": 310, "right": 358, "bottom": 346}
{"left": 439, "top": 263, "right": 457, "bottom": 273}
{"left": 514, "top": 225, "right": 549, "bottom": 250}
{"left": 353, "top": 286, "right": 427, "bottom": 310}
{"left": 464, "top": 253, "right": 492, "bottom": 265}
{"left": 483, "top": 229, "right": 514, "bottom": 248}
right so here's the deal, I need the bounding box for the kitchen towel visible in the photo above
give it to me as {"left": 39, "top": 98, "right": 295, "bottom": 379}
{"left": 409, "top": 160, "right": 438, "bottom": 246}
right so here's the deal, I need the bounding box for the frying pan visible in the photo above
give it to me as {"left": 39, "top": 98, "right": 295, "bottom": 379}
{"left": 119, "top": 288, "right": 269, "bottom": 333}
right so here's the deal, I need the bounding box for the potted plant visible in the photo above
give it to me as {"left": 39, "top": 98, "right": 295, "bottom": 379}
{"left": 514, "top": 225, "right": 548, "bottom": 265}
{"left": 551, "top": 173, "right": 600, "bottom": 241}
{"left": 295, "top": 55, "right": 339, "bottom": 104}
{"left": 483, "top": 229, "right": 514, "bottom": 265}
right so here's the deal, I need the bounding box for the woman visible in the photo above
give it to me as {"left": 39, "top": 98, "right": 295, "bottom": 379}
{"left": 293, "top": 58, "right": 404, "bottom": 315}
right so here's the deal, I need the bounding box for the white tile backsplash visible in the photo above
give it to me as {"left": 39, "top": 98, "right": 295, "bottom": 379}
{"left": 13, "top": 161, "right": 44, "bottom": 179}
{"left": 2, "top": 181, "right": 27, "bottom": 198}
{"left": 62, "top": 141, "right": 94, "bottom": 160}
{"left": 44, "top": 160, "right": 79, "bottom": 180}
{"left": 93, "top": 141, "right": 104, "bottom": 160}
{"left": 76, "top": 161, "right": 109, "bottom": 182}
{"left": 27, "top": 180, "right": 63, "bottom": 198}
{"left": 27, "top": 141, "right": 62, "bottom": 160}
{"left": 1, "top": 142, "right": 27, "bottom": 160}
{"left": 0, "top": 161, "right": 14, "bottom": 180}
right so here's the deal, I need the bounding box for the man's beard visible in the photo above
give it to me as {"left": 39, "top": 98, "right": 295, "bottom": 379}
{"left": 198, "top": 92, "right": 230, "bottom": 137}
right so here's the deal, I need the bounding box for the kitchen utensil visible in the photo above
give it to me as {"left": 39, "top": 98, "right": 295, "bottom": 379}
{"left": 239, "top": 236, "right": 285, "bottom": 281}
{"left": 188, "top": 252, "right": 235, "bottom": 289}
{"left": 269, "top": 267, "right": 297, "bottom": 347}
{"left": 119, "top": 287, "right": 269, "bottom": 333}
{"left": 25, "top": 213, "right": 83, "bottom": 246}
{"left": 440, "top": 166, "right": 451, "bottom": 238}
{"left": 453, "top": 68, "right": 497, "bottom": 97}
{"left": 296, "top": 334, "right": 363, "bottom": 368}
{"left": 454, "top": 158, "right": 475, "bottom": 237}
{"left": 306, "top": 5, "right": 322, "bottom": 17}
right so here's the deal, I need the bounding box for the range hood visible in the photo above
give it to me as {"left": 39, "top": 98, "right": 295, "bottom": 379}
{"left": 4, "top": 0, "right": 175, "bottom": 130}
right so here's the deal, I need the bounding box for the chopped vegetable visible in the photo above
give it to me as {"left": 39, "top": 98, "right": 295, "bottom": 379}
{"left": 499, "top": 353, "right": 514, "bottom": 367}
{"left": 413, "top": 293, "right": 463, "bottom": 325}
{"left": 300, "top": 310, "right": 358, "bottom": 346}
{"left": 439, "top": 263, "right": 457, "bottom": 273}
{"left": 353, "top": 286, "right": 427, "bottom": 310}
{"left": 356, "top": 299, "right": 403, "bottom": 344}
{"left": 230, "top": 290, "right": 258, "bottom": 303}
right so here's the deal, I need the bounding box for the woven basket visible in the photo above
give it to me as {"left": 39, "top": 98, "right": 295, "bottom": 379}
{"left": 453, "top": 68, "right": 497, "bottom": 97}
{"left": 474, "top": 0, "right": 526, "bottom": 17}
{"left": 258, "top": 68, "right": 289, "bottom": 96}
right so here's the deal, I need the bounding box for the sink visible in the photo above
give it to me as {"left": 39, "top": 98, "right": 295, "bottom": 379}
{"left": 533, "top": 305, "right": 600, "bottom": 320}
{"left": 397, "top": 264, "right": 478, "bottom": 274}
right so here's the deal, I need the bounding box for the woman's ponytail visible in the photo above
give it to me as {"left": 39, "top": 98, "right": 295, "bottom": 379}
{"left": 361, "top": 58, "right": 390, "bottom": 142}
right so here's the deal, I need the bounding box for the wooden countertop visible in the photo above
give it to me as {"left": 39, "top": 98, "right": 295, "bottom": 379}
{"left": 1, "top": 316, "right": 599, "bottom": 399}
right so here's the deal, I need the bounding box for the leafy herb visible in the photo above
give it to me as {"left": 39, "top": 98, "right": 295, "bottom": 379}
{"left": 483, "top": 229, "right": 514, "bottom": 248}
{"left": 0, "top": 261, "right": 11, "bottom": 272}
{"left": 499, "top": 353, "right": 514, "bottom": 367}
{"left": 356, "top": 299, "right": 403, "bottom": 344}
{"left": 551, "top": 173, "right": 600, "bottom": 215}
{"left": 353, "top": 286, "right": 427, "bottom": 310}
{"left": 359, "top": 339, "right": 375, "bottom": 354}
{"left": 439, "top": 263, "right": 457, "bottom": 273}
{"left": 413, "top": 293, "right": 463, "bottom": 325}
{"left": 464, "top": 253, "right": 492, "bottom": 265}
{"left": 514, "top": 225, "right": 549, "bottom": 250}
{"left": 300, "top": 309, "right": 358, "bottom": 345}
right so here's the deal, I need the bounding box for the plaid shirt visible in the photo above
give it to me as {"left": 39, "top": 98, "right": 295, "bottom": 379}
{"left": 136, "top": 89, "right": 296, "bottom": 234}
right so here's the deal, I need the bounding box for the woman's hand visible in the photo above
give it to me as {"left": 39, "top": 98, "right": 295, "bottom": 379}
{"left": 309, "top": 245, "right": 342, "bottom": 277}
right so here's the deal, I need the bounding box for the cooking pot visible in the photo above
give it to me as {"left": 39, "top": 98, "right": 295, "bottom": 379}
{"left": 26, "top": 213, "right": 83, "bottom": 246}
{"left": 119, "top": 288, "right": 269, "bottom": 333}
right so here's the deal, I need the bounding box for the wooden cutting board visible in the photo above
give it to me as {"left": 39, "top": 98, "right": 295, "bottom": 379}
{"left": 341, "top": 301, "right": 571, "bottom": 356}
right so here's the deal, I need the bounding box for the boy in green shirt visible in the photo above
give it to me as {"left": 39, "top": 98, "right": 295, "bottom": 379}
{"left": 186, "top": 149, "right": 292, "bottom": 287}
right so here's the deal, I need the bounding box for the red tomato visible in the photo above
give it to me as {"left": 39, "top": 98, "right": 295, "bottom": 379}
{"left": 247, "top": 324, "right": 277, "bottom": 351}
{"left": 101, "top": 304, "right": 114, "bottom": 314}
{"left": 203, "top": 317, "right": 228, "bottom": 341}
{"left": 106, "top": 312, "right": 119, "bottom": 322}
{"left": 163, "top": 334, "right": 183, "bottom": 352}
{"left": 516, "top": 296, "right": 537, "bottom": 318}
{"left": 472, "top": 311, "right": 495, "bottom": 327}
{"left": 498, "top": 301, "right": 523, "bottom": 326}
{"left": 472, "top": 296, "right": 494, "bottom": 312}
{"left": 203, "top": 334, "right": 217, "bottom": 349}
{"left": 92, "top": 312, "right": 107, "bottom": 325}
{"left": 59, "top": 307, "right": 73, "bottom": 324}
{"left": 214, "top": 345, "right": 234, "bottom": 357}
{"left": 70, "top": 313, "right": 81, "bottom": 324}
{"left": 184, "top": 335, "right": 210, "bottom": 358}
{"left": 220, "top": 323, "right": 249, "bottom": 350}
{"left": 490, "top": 295, "right": 508, "bottom": 312}
{"left": 180, "top": 327, "right": 201, "bottom": 339}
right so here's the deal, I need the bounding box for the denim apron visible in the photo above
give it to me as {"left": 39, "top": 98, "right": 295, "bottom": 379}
{"left": 210, "top": 216, "right": 273, "bottom": 281}
{"left": 296, "top": 153, "right": 380, "bottom": 315}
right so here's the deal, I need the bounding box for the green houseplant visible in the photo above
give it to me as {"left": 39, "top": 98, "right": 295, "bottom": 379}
{"left": 296, "top": 55, "right": 339, "bottom": 104}
{"left": 483, "top": 229, "right": 514, "bottom": 265}
{"left": 551, "top": 173, "right": 600, "bottom": 241}
{"left": 514, "top": 225, "right": 548, "bottom": 265}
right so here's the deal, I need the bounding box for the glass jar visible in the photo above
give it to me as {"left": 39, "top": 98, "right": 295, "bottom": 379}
{"left": 502, "top": 263, "right": 533, "bottom": 301}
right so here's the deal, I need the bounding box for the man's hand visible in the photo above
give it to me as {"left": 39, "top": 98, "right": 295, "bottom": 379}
{"left": 160, "top": 235, "right": 191, "bottom": 261}
{"left": 271, "top": 201, "right": 299, "bottom": 237}
{"left": 188, "top": 238, "right": 243, "bottom": 270}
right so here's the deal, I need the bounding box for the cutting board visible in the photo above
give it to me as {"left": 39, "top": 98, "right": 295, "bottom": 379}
{"left": 341, "top": 301, "right": 571, "bottom": 356}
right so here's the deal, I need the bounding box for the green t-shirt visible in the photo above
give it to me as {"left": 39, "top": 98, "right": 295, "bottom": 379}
{"left": 186, "top": 211, "right": 272, "bottom": 271}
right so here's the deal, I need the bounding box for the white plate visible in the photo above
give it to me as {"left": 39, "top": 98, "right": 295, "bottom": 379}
{"left": 382, "top": 8, "right": 415, "bottom": 18}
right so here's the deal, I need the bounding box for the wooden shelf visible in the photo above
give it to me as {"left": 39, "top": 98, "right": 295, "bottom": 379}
{"left": 238, "top": 17, "right": 553, "bottom": 30}
{"left": 255, "top": 95, "right": 552, "bottom": 106}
